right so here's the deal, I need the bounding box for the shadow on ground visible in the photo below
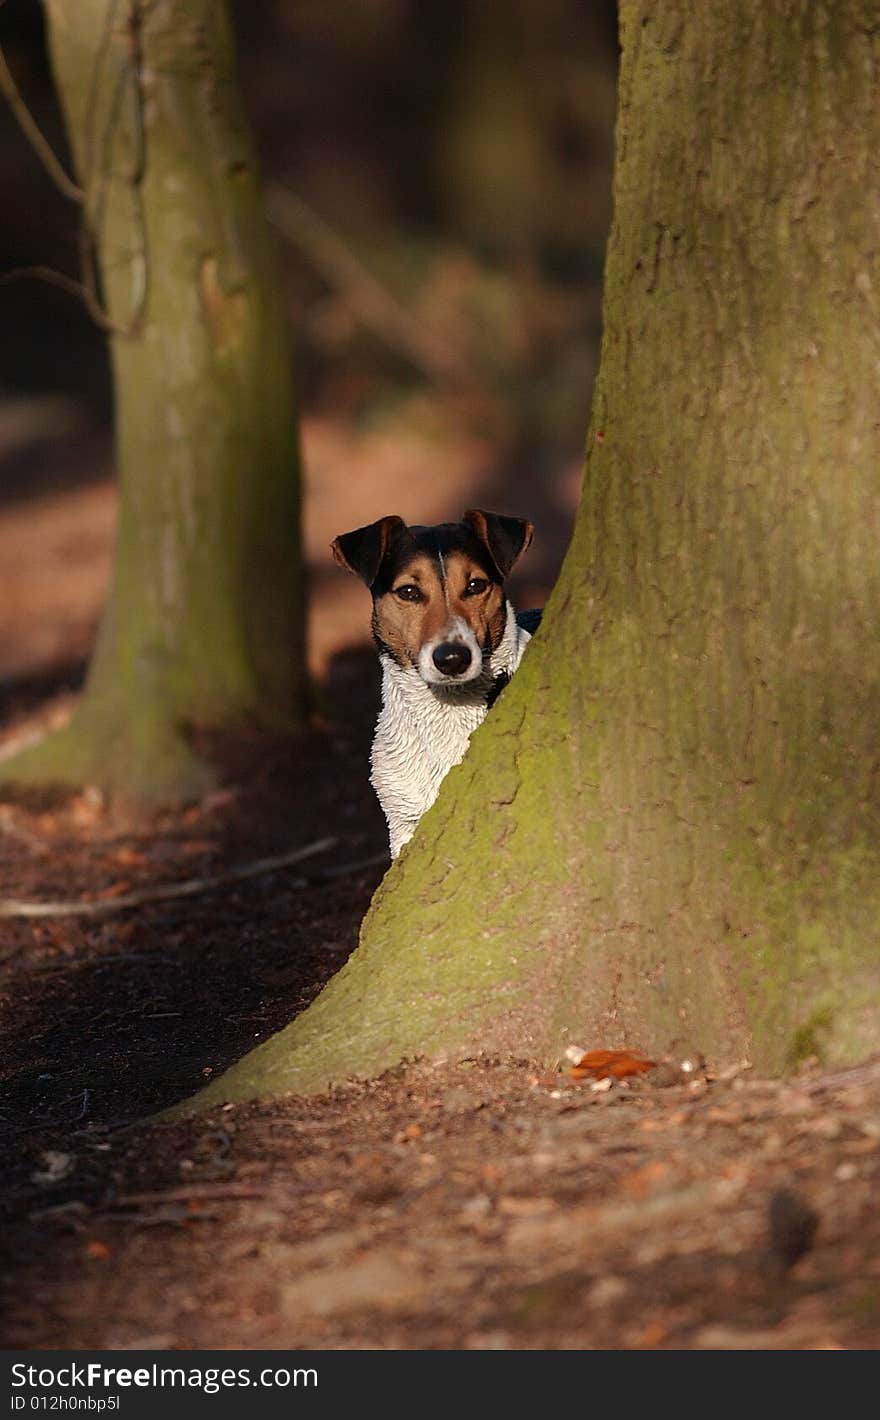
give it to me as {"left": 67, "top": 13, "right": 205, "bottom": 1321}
{"left": 0, "top": 648, "right": 388, "bottom": 1318}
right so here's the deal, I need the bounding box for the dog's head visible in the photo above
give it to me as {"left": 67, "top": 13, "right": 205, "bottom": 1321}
{"left": 331, "top": 509, "right": 533, "bottom": 685}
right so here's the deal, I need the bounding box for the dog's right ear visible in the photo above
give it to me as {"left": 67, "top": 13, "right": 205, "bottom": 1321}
{"left": 331, "top": 515, "right": 406, "bottom": 587}
{"left": 463, "top": 509, "right": 534, "bottom": 578}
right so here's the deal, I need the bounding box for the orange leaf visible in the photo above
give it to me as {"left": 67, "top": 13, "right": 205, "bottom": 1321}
{"left": 394, "top": 1122, "right": 422, "bottom": 1143}
{"left": 113, "top": 847, "right": 148, "bottom": 867}
{"left": 620, "top": 1160, "right": 671, "bottom": 1197}
{"left": 637, "top": 1320, "right": 668, "bottom": 1348}
{"left": 570, "top": 1048, "right": 656, "bottom": 1082}
{"left": 103, "top": 880, "right": 133, "bottom": 898}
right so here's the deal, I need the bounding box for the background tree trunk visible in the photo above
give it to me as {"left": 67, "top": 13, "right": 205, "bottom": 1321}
{"left": 4, "top": 0, "right": 305, "bottom": 803}
{"left": 186, "top": 0, "right": 880, "bottom": 1109}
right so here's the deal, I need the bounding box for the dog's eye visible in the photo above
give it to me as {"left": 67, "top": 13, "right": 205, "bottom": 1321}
{"left": 394, "top": 584, "right": 423, "bottom": 602}
{"left": 464, "top": 577, "right": 489, "bottom": 597}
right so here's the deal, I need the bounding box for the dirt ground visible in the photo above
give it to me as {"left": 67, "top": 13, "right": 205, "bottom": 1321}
{"left": 1, "top": 429, "right": 879, "bottom": 1352}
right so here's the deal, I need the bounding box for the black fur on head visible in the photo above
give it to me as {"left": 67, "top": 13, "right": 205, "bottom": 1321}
{"left": 330, "top": 515, "right": 407, "bottom": 588}
{"left": 462, "top": 509, "right": 534, "bottom": 579}
{"left": 331, "top": 510, "right": 533, "bottom": 593}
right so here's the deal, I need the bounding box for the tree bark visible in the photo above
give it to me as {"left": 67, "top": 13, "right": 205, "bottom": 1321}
{"left": 4, "top": 0, "right": 305, "bottom": 803}
{"left": 185, "top": 0, "right": 880, "bottom": 1109}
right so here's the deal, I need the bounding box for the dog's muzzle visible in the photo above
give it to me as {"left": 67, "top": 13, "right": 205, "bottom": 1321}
{"left": 432, "top": 641, "right": 473, "bottom": 677}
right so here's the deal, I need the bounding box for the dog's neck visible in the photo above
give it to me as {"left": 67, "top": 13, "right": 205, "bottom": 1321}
{"left": 371, "top": 600, "right": 533, "bottom": 857}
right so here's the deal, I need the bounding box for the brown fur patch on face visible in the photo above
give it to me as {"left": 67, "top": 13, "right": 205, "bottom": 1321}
{"left": 371, "top": 549, "right": 508, "bottom": 669}
{"left": 443, "top": 551, "right": 507, "bottom": 654}
{"left": 371, "top": 553, "right": 448, "bottom": 669}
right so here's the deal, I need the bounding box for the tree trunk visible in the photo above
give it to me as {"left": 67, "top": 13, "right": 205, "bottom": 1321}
{"left": 4, "top": 0, "right": 306, "bottom": 804}
{"left": 185, "top": 0, "right": 880, "bottom": 1109}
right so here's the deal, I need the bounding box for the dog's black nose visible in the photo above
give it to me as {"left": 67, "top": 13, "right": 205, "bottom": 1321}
{"left": 432, "top": 642, "right": 472, "bottom": 677}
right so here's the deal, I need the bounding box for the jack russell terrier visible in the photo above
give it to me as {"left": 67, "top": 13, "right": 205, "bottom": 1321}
{"left": 331, "top": 509, "right": 540, "bottom": 857}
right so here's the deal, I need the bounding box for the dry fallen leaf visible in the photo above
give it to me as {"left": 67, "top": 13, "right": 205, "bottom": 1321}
{"left": 112, "top": 847, "right": 148, "bottom": 868}
{"left": 103, "top": 880, "right": 134, "bottom": 898}
{"left": 394, "top": 1122, "right": 423, "bottom": 1143}
{"left": 529, "top": 1072, "right": 561, "bottom": 1091}
{"left": 620, "top": 1160, "right": 672, "bottom": 1197}
{"left": 69, "top": 790, "right": 104, "bottom": 827}
{"left": 637, "top": 1319, "right": 669, "bottom": 1348}
{"left": 497, "top": 1195, "right": 558, "bottom": 1217}
{"left": 570, "top": 1048, "right": 656, "bottom": 1082}
{"left": 180, "top": 839, "right": 220, "bottom": 857}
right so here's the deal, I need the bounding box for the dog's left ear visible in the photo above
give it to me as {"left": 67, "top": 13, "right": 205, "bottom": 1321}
{"left": 463, "top": 509, "right": 534, "bottom": 578}
{"left": 331, "top": 514, "right": 406, "bottom": 587}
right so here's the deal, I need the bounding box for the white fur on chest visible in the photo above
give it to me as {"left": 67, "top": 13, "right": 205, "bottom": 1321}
{"left": 370, "top": 602, "right": 530, "bottom": 856}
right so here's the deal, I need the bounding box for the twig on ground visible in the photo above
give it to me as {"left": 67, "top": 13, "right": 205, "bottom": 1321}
{"left": 0, "top": 808, "right": 50, "bottom": 854}
{"left": 110, "top": 1182, "right": 267, "bottom": 1206}
{"left": 0, "top": 838, "right": 336, "bottom": 920}
{"left": 800, "top": 1055, "right": 880, "bottom": 1093}
{"left": 101, "top": 1207, "right": 227, "bottom": 1226}
{"left": 0, "top": 11, "right": 148, "bottom": 339}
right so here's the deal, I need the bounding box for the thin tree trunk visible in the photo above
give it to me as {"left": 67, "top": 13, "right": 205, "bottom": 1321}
{"left": 184, "top": 0, "right": 880, "bottom": 1109}
{"left": 5, "top": 0, "right": 305, "bottom": 803}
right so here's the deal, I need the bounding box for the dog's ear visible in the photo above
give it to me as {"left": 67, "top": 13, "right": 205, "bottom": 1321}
{"left": 331, "top": 515, "right": 406, "bottom": 587}
{"left": 463, "top": 509, "right": 534, "bottom": 578}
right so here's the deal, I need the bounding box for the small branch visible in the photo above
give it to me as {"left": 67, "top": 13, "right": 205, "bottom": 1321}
{"left": 267, "top": 184, "right": 473, "bottom": 384}
{"left": 800, "top": 1056, "right": 880, "bottom": 1095}
{"left": 0, "top": 264, "right": 138, "bottom": 336}
{"left": 0, "top": 837, "right": 337, "bottom": 919}
{"left": 110, "top": 1182, "right": 266, "bottom": 1206}
{"left": 0, "top": 4, "right": 148, "bottom": 340}
{"left": 102, "top": 1206, "right": 227, "bottom": 1225}
{"left": 0, "top": 41, "right": 83, "bottom": 204}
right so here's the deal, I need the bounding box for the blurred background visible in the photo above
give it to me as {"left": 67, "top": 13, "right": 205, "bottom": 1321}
{"left": 0, "top": 0, "right": 619, "bottom": 731}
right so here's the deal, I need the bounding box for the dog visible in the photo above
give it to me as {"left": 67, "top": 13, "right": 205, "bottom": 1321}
{"left": 331, "top": 509, "right": 540, "bottom": 857}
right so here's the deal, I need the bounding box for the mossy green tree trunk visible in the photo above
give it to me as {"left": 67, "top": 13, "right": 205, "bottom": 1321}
{"left": 188, "top": 0, "right": 880, "bottom": 1110}
{"left": 3, "top": 0, "right": 305, "bottom": 803}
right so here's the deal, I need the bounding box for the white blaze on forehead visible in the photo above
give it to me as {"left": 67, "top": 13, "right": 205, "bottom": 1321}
{"left": 417, "top": 614, "right": 483, "bottom": 684}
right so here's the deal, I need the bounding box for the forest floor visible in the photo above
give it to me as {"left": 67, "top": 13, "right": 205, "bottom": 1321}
{"left": 1, "top": 431, "right": 880, "bottom": 1352}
